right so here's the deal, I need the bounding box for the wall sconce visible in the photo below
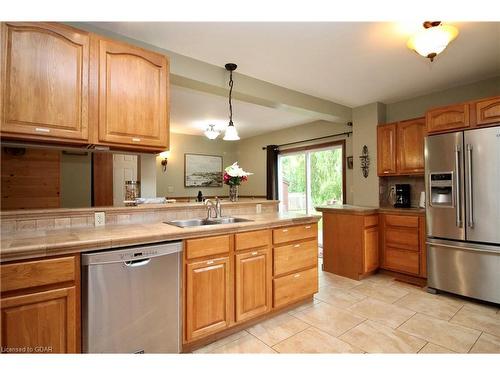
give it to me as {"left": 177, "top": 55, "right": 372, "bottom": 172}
{"left": 159, "top": 151, "right": 170, "bottom": 172}
{"left": 359, "top": 145, "right": 370, "bottom": 178}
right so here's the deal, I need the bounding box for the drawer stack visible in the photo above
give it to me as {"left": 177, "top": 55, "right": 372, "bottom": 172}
{"left": 272, "top": 224, "right": 318, "bottom": 308}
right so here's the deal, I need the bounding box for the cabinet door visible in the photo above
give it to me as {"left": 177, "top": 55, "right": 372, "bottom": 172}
{"left": 1, "top": 287, "right": 77, "bottom": 353}
{"left": 96, "top": 37, "right": 169, "bottom": 150}
{"left": 426, "top": 104, "right": 469, "bottom": 134}
{"left": 235, "top": 249, "right": 271, "bottom": 322}
{"left": 1, "top": 22, "right": 89, "bottom": 142}
{"left": 185, "top": 257, "right": 231, "bottom": 342}
{"left": 474, "top": 96, "right": 500, "bottom": 127}
{"left": 397, "top": 118, "right": 425, "bottom": 174}
{"left": 377, "top": 123, "right": 397, "bottom": 176}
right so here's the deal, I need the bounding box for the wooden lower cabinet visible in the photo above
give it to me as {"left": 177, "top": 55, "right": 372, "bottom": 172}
{"left": 380, "top": 213, "right": 426, "bottom": 278}
{"left": 321, "top": 211, "right": 379, "bottom": 280}
{"left": 185, "top": 256, "right": 231, "bottom": 342}
{"left": 0, "top": 254, "right": 80, "bottom": 354}
{"left": 235, "top": 248, "right": 271, "bottom": 322}
{"left": 183, "top": 225, "right": 318, "bottom": 346}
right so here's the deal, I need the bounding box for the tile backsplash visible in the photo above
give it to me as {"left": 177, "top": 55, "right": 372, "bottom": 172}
{"left": 379, "top": 176, "right": 425, "bottom": 208}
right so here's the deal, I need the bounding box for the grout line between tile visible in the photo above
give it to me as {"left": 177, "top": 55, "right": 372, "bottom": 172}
{"left": 245, "top": 329, "right": 281, "bottom": 353}
{"left": 468, "top": 331, "right": 484, "bottom": 353}
{"left": 269, "top": 325, "right": 312, "bottom": 350}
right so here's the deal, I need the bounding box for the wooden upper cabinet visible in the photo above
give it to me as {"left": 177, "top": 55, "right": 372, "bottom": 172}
{"left": 377, "top": 123, "right": 397, "bottom": 176}
{"left": 396, "top": 118, "right": 425, "bottom": 174}
{"left": 235, "top": 249, "right": 271, "bottom": 323}
{"left": 95, "top": 37, "right": 169, "bottom": 150}
{"left": 426, "top": 103, "right": 469, "bottom": 134}
{"left": 185, "top": 257, "right": 231, "bottom": 342}
{"left": 1, "top": 22, "right": 89, "bottom": 143}
{"left": 473, "top": 96, "right": 500, "bottom": 127}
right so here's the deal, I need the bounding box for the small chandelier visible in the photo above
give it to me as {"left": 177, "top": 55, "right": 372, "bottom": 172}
{"left": 407, "top": 21, "right": 459, "bottom": 62}
{"left": 204, "top": 124, "right": 220, "bottom": 140}
{"left": 223, "top": 63, "right": 240, "bottom": 141}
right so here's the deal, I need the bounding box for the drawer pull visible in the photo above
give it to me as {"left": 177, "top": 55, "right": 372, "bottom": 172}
{"left": 294, "top": 273, "right": 301, "bottom": 278}
{"left": 251, "top": 251, "right": 258, "bottom": 256}
{"left": 294, "top": 244, "right": 300, "bottom": 248}
{"left": 132, "top": 137, "right": 141, "bottom": 142}
{"left": 305, "top": 225, "right": 311, "bottom": 229}
{"left": 35, "top": 127, "right": 50, "bottom": 133}
{"left": 206, "top": 260, "right": 214, "bottom": 265}
{"left": 282, "top": 229, "right": 289, "bottom": 232}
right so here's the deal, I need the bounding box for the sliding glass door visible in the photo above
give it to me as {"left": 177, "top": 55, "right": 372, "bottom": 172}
{"left": 278, "top": 142, "right": 345, "bottom": 248}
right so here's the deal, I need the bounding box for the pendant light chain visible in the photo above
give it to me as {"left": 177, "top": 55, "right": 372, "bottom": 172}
{"left": 228, "top": 70, "right": 234, "bottom": 125}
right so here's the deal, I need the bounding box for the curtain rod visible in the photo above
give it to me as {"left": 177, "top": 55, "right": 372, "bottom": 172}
{"left": 261, "top": 131, "right": 353, "bottom": 150}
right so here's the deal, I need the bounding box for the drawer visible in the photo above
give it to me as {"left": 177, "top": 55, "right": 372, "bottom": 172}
{"left": 385, "top": 227, "right": 419, "bottom": 251}
{"left": 274, "top": 239, "right": 317, "bottom": 277}
{"left": 185, "top": 235, "right": 231, "bottom": 260}
{"left": 273, "top": 267, "right": 318, "bottom": 308}
{"left": 384, "top": 247, "right": 419, "bottom": 275}
{"left": 364, "top": 215, "right": 379, "bottom": 228}
{"left": 1, "top": 256, "right": 76, "bottom": 293}
{"left": 385, "top": 214, "right": 419, "bottom": 228}
{"left": 235, "top": 230, "right": 270, "bottom": 251}
{"left": 273, "top": 223, "right": 317, "bottom": 244}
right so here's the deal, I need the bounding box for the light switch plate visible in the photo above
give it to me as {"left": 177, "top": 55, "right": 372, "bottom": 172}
{"left": 167, "top": 186, "right": 174, "bottom": 193}
{"left": 256, "top": 204, "right": 262, "bottom": 214}
{"left": 94, "top": 212, "right": 105, "bottom": 227}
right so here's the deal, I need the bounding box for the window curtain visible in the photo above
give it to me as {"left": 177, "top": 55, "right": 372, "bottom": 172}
{"left": 265, "top": 145, "right": 279, "bottom": 200}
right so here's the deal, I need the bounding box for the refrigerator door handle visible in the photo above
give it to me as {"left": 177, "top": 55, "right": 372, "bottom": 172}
{"left": 466, "top": 144, "right": 474, "bottom": 228}
{"left": 454, "top": 144, "right": 462, "bottom": 228}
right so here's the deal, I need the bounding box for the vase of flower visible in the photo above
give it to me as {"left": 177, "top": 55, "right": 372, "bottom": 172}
{"left": 223, "top": 162, "right": 252, "bottom": 202}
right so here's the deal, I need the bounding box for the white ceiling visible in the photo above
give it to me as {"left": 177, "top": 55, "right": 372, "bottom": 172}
{"left": 170, "top": 85, "right": 318, "bottom": 138}
{"left": 91, "top": 22, "right": 500, "bottom": 107}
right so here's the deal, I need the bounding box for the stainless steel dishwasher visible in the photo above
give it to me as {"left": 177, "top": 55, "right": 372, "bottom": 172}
{"left": 82, "top": 241, "right": 182, "bottom": 353}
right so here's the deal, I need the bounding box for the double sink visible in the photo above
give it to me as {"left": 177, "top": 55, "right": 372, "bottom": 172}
{"left": 165, "top": 217, "right": 253, "bottom": 228}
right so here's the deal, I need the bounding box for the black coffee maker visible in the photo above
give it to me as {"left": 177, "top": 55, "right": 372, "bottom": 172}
{"left": 394, "top": 184, "right": 411, "bottom": 208}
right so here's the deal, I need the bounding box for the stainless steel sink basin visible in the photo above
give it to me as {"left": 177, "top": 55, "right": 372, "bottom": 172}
{"left": 165, "top": 217, "right": 253, "bottom": 228}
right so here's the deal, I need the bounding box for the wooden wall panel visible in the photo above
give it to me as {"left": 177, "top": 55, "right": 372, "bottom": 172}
{"left": 1, "top": 147, "right": 60, "bottom": 210}
{"left": 92, "top": 152, "right": 113, "bottom": 207}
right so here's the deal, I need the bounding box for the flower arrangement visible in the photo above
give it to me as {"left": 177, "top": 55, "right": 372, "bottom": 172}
{"left": 223, "top": 162, "right": 252, "bottom": 186}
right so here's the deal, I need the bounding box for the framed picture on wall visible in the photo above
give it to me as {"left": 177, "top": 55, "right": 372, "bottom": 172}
{"left": 184, "top": 153, "right": 223, "bottom": 187}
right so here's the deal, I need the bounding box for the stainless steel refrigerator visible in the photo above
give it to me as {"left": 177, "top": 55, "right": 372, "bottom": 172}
{"left": 425, "top": 125, "right": 500, "bottom": 304}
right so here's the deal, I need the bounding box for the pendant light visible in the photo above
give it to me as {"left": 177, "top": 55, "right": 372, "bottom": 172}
{"left": 204, "top": 124, "right": 220, "bottom": 140}
{"left": 407, "top": 21, "right": 459, "bottom": 62}
{"left": 223, "top": 63, "right": 240, "bottom": 141}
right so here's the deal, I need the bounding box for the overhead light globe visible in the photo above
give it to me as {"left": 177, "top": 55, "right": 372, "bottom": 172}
{"left": 204, "top": 124, "right": 220, "bottom": 140}
{"left": 407, "top": 22, "right": 459, "bottom": 61}
{"left": 223, "top": 122, "right": 240, "bottom": 141}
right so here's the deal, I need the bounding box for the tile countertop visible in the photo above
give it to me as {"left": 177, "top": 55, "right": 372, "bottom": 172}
{"left": 0, "top": 212, "right": 320, "bottom": 263}
{"left": 315, "top": 204, "right": 425, "bottom": 216}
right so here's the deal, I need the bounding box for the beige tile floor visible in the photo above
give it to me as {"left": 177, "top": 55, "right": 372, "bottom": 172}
{"left": 195, "top": 261, "right": 500, "bottom": 354}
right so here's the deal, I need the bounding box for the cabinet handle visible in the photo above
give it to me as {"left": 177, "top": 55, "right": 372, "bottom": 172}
{"left": 251, "top": 251, "right": 258, "bottom": 256}
{"left": 305, "top": 225, "right": 311, "bottom": 229}
{"left": 294, "top": 274, "right": 301, "bottom": 278}
{"left": 35, "top": 127, "right": 50, "bottom": 133}
{"left": 132, "top": 137, "right": 141, "bottom": 142}
{"left": 206, "top": 260, "right": 214, "bottom": 265}
{"left": 294, "top": 244, "right": 300, "bottom": 248}
{"left": 282, "top": 229, "right": 288, "bottom": 232}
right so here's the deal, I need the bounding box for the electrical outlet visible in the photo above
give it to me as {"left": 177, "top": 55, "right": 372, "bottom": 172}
{"left": 94, "top": 212, "right": 105, "bottom": 227}
{"left": 256, "top": 204, "right": 262, "bottom": 214}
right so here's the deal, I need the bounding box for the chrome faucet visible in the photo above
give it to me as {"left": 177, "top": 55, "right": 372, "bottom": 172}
{"left": 205, "top": 197, "right": 222, "bottom": 219}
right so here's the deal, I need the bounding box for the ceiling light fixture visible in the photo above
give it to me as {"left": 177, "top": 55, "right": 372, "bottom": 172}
{"left": 223, "top": 63, "right": 240, "bottom": 141}
{"left": 204, "top": 124, "right": 220, "bottom": 140}
{"left": 407, "top": 21, "right": 459, "bottom": 62}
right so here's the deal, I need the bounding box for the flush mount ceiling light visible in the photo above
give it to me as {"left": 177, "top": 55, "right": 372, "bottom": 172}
{"left": 223, "top": 63, "right": 240, "bottom": 141}
{"left": 204, "top": 124, "right": 220, "bottom": 140}
{"left": 407, "top": 21, "right": 459, "bottom": 62}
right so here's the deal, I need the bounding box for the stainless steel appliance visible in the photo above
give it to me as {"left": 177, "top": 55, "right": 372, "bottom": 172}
{"left": 394, "top": 184, "right": 411, "bottom": 208}
{"left": 82, "top": 241, "right": 182, "bottom": 353}
{"left": 425, "top": 125, "right": 500, "bottom": 304}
